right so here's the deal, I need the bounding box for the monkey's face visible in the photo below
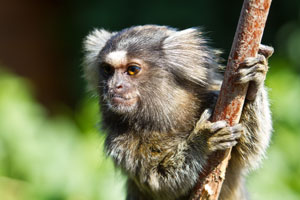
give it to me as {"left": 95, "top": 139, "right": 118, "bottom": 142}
{"left": 98, "top": 50, "right": 149, "bottom": 114}
{"left": 84, "top": 26, "right": 217, "bottom": 123}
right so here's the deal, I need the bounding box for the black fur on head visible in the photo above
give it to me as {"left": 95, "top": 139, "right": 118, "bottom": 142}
{"left": 83, "top": 25, "right": 221, "bottom": 133}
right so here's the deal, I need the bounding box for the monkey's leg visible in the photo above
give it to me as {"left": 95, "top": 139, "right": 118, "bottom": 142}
{"left": 220, "top": 45, "right": 274, "bottom": 200}
{"left": 232, "top": 44, "right": 274, "bottom": 168}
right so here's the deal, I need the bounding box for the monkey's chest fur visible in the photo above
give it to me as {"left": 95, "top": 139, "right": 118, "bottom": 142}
{"left": 105, "top": 129, "right": 206, "bottom": 199}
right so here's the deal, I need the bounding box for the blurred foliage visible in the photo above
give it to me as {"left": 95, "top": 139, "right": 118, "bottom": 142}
{"left": 0, "top": 69, "right": 125, "bottom": 200}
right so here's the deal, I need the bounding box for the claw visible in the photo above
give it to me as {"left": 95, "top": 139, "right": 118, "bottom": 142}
{"left": 240, "top": 55, "right": 265, "bottom": 68}
{"left": 209, "top": 141, "right": 238, "bottom": 152}
{"left": 211, "top": 121, "right": 227, "bottom": 132}
{"left": 192, "top": 109, "right": 212, "bottom": 135}
{"left": 198, "top": 109, "right": 212, "bottom": 123}
{"left": 259, "top": 44, "right": 274, "bottom": 59}
{"left": 207, "top": 123, "right": 243, "bottom": 152}
{"left": 231, "top": 124, "right": 243, "bottom": 133}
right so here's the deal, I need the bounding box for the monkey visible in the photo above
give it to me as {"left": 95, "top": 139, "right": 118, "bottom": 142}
{"left": 82, "top": 25, "right": 273, "bottom": 200}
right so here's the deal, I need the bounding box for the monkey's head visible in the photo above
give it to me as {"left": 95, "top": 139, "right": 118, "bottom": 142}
{"left": 83, "top": 25, "right": 221, "bottom": 131}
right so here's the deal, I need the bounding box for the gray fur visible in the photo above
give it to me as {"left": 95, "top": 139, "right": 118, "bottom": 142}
{"left": 83, "top": 29, "right": 115, "bottom": 92}
{"left": 82, "top": 25, "right": 272, "bottom": 200}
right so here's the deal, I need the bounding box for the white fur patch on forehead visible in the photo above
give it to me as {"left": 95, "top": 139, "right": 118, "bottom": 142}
{"left": 105, "top": 50, "right": 128, "bottom": 67}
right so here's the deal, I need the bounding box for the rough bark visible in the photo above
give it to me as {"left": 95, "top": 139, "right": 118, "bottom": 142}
{"left": 190, "top": 0, "right": 272, "bottom": 199}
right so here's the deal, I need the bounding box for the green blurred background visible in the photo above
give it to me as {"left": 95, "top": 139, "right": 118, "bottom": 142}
{"left": 0, "top": 0, "right": 299, "bottom": 199}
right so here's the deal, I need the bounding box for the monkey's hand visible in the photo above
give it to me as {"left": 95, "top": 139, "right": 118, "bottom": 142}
{"left": 235, "top": 44, "right": 274, "bottom": 101}
{"left": 188, "top": 109, "right": 243, "bottom": 154}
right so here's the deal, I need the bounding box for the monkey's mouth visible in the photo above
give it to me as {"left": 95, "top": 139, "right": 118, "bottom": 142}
{"left": 110, "top": 94, "right": 138, "bottom": 107}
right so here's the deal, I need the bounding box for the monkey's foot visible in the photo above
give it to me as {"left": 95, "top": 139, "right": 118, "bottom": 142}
{"left": 235, "top": 44, "right": 274, "bottom": 100}
{"left": 189, "top": 109, "right": 243, "bottom": 153}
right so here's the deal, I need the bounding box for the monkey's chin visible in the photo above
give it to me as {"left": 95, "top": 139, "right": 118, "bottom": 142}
{"left": 109, "top": 96, "right": 138, "bottom": 113}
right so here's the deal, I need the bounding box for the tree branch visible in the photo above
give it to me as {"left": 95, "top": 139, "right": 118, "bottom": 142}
{"left": 190, "top": 0, "right": 272, "bottom": 199}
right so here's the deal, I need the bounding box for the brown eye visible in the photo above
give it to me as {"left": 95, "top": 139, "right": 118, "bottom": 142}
{"left": 127, "top": 65, "right": 141, "bottom": 76}
{"left": 101, "top": 64, "right": 114, "bottom": 76}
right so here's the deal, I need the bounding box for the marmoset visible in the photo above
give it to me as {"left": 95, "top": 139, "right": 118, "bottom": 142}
{"left": 83, "top": 25, "right": 273, "bottom": 200}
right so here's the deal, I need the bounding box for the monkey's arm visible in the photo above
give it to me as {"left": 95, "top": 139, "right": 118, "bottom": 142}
{"left": 231, "top": 45, "right": 274, "bottom": 169}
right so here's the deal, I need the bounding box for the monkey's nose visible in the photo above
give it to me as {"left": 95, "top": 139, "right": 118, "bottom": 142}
{"left": 116, "top": 84, "right": 123, "bottom": 89}
{"left": 114, "top": 84, "right": 124, "bottom": 93}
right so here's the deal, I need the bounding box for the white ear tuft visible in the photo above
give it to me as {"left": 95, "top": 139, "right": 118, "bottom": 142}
{"left": 162, "top": 28, "right": 219, "bottom": 86}
{"left": 83, "top": 29, "right": 113, "bottom": 92}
